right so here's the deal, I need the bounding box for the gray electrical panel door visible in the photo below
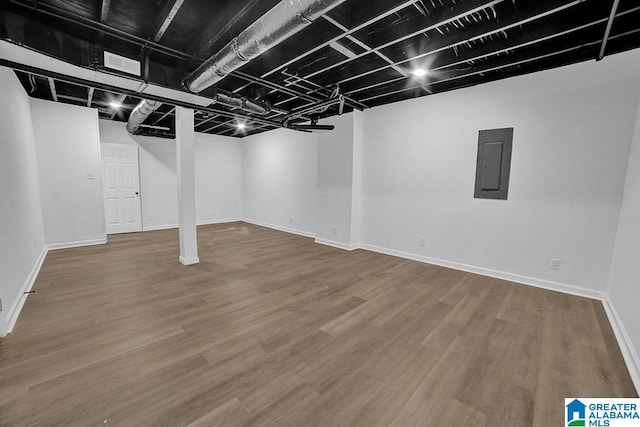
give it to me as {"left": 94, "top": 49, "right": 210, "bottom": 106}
{"left": 474, "top": 128, "right": 513, "bottom": 200}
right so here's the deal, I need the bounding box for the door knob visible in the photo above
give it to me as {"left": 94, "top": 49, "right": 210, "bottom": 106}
{"left": 135, "top": 192, "right": 139, "bottom": 196}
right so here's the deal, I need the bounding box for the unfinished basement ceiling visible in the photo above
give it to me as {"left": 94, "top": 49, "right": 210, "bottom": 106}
{"left": 1, "top": 0, "right": 639, "bottom": 138}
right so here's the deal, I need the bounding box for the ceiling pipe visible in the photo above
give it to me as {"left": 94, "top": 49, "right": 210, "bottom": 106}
{"left": 213, "top": 89, "right": 271, "bottom": 115}
{"left": 125, "top": 90, "right": 270, "bottom": 135}
{"left": 184, "top": 0, "right": 347, "bottom": 93}
{"left": 283, "top": 95, "right": 344, "bottom": 124}
{"left": 289, "top": 124, "right": 335, "bottom": 131}
{"left": 126, "top": 99, "right": 162, "bottom": 134}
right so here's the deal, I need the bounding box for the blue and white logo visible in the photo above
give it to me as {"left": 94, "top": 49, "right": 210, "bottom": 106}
{"left": 566, "top": 398, "right": 640, "bottom": 427}
{"left": 567, "top": 399, "right": 587, "bottom": 426}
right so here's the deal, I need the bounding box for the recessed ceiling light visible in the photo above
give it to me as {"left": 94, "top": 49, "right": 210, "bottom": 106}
{"left": 412, "top": 68, "right": 429, "bottom": 78}
{"left": 237, "top": 123, "right": 246, "bottom": 130}
{"left": 109, "top": 101, "right": 122, "bottom": 109}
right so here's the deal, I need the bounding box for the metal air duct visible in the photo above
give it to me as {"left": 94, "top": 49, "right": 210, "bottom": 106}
{"left": 184, "top": 0, "right": 347, "bottom": 93}
{"left": 213, "top": 89, "right": 271, "bottom": 115}
{"left": 126, "top": 99, "right": 161, "bottom": 134}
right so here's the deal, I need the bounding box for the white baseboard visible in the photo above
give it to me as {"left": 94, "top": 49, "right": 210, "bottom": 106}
{"left": 315, "top": 238, "right": 359, "bottom": 251}
{"left": 143, "top": 218, "right": 241, "bottom": 232}
{"left": 143, "top": 224, "right": 178, "bottom": 232}
{"left": 601, "top": 296, "right": 640, "bottom": 394}
{"left": 243, "top": 218, "right": 316, "bottom": 239}
{"left": 358, "top": 242, "right": 639, "bottom": 394}
{"left": 358, "top": 243, "right": 606, "bottom": 301}
{"left": 2, "top": 246, "right": 48, "bottom": 337}
{"left": 47, "top": 238, "right": 107, "bottom": 250}
{"left": 2, "top": 237, "right": 108, "bottom": 337}
{"left": 197, "top": 218, "right": 242, "bottom": 226}
{"left": 179, "top": 256, "right": 200, "bottom": 265}
{"left": 3, "top": 224, "right": 638, "bottom": 395}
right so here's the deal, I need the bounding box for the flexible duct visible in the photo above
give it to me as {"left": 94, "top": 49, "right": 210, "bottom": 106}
{"left": 126, "top": 99, "right": 161, "bottom": 134}
{"left": 184, "top": 0, "right": 347, "bottom": 93}
{"left": 214, "top": 90, "right": 271, "bottom": 115}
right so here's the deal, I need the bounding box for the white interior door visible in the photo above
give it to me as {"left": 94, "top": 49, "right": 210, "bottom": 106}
{"left": 102, "top": 143, "right": 142, "bottom": 234}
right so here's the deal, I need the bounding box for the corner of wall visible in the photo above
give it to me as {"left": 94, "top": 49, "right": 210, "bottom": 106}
{"left": 1, "top": 245, "right": 48, "bottom": 337}
{"left": 601, "top": 295, "right": 640, "bottom": 394}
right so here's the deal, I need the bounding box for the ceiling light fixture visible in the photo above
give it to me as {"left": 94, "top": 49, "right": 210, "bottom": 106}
{"left": 412, "top": 68, "right": 429, "bottom": 78}
{"left": 109, "top": 101, "right": 122, "bottom": 109}
{"left": 237, "top": 123, "right": 247, "bottom": 130}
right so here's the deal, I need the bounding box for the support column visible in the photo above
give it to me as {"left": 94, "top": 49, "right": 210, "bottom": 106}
{"left": 350, "top": 110, "right": 364, "bottom": 245}
{"left": 315, "top": 112, "right": 363, "bottom": 250}
{"left": 176, "top": 106, "right": 199, "bottom": 265}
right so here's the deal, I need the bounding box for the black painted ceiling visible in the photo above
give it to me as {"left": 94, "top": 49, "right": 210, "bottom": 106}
{"left": 1, "top": 0, "right": 639, "bottom": 138}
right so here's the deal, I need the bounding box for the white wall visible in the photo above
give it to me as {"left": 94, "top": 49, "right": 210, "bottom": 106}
{"left": 360, "top": 50, "right": 640, "bottom": 294}
{"left": 315, "top": 112, "right": 364, "bottom": 248}
{"left": 0, "top": 68, "right": 46, "bottom": 336}
{"left": 316, "top": 114, "right": 355, "bottom": 245}
{"left": 98, "top": 120, "right": 242, "bottom": 230}
{"left": 607, "top": 95, "right": 640, "bottom": 388}
{"left": 30, "top": 98, "right": 106, "bottom": 247}
{"left": 242, "top": 128, "right": 318, "bottom": 236}
{"left": 195, "top": 133, "right": 243, "bottom": 223}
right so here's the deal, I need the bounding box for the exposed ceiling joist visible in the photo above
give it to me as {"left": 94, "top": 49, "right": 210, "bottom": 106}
{"left": 6, "top": 1, "right": 360, "bottom": 116}
{"left": 99, "top": 0, "right": 111, "bottom": 23}
{"left": 270, "top": 0, "right": 510, "bottom": 107}
{"left": 431, "top": 5, "right": 640, "bottom": 73}
{"left": 301, "top": 0, "right": 506, "bottom": 80}
{"left": 87, "top": 87, "right": 94, "bottom": 107}
{"left": 203, "top": 120, "right": 234, "bottom": 133}
{"left": 334, "top": 0, "right": 587, "bottom": 89}
{"left": 192, "top": 0, "right": 262, "bottom": 57}
{"left": 0, "top": 41, "right": 283, "bottom": 128}
{"left": 261, "top": 0, "right": 420, "bottom": 79}
{"left": 3, "top": 0, "right": 640, "bottom": 138}
{"left": 599, "top": 0, "right": 621, "bottom": 60}
{"left": 152, "top": 106, "right": 175, "bottom": 125}
{"left": 360, "top": 26, "right": 640, "bottom": 103}
{"left": 8, "top": 0, "right": 199, "bottom": 61}
{"left": 152, "top": 0, "right": 185, "bottom": 42}
{"left": 195, "top": 114, "right": 218, "bottom": 129}
{"left": 47, "top": 78, "right": 58, "bottom": 102}
{"left": 321, "top": 15, "right": 431, "bottom": 94}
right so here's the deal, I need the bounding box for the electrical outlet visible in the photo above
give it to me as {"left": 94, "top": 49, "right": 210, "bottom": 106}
{"left": 211, "top": 212, "right": 215, "bottom": 218}
{"left": 419, "top": 238, "right": 426, "bottom": 248}
{"left": 87, "top": 171, "right": 96, "bottom": 180}
{"left": 289, "top": 217, "right": 294, "bottom": 224}
{"left": 332, "top": 226, "right": 337, "bottom": 235}
{"left": 147, "top": 216, "right": 153, "bottom": 221}
{"left": 551, "top": 258, "right": 561, "bottom": 270}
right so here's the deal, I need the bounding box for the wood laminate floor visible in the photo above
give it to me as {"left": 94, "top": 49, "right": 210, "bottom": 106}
{"left": 0, "top": 222, "right": 636, "bottom": 426}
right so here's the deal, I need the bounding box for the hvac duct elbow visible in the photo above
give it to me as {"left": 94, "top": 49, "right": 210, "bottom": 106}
{"left": 126, "top": 99, "right": 161, "bottom": 134}
{"left": 184, "top": 0, "right": 347, "bottom": 93}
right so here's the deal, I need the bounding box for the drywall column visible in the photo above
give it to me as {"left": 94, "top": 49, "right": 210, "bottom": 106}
{"left": 350, "top": 110, "right": 364, "bottom": 245}
{"left": 176, "top": 106, "right": 199, "bottom": 265}
{"left": 315, "top": 112, "right": 363, "bottom": 250}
